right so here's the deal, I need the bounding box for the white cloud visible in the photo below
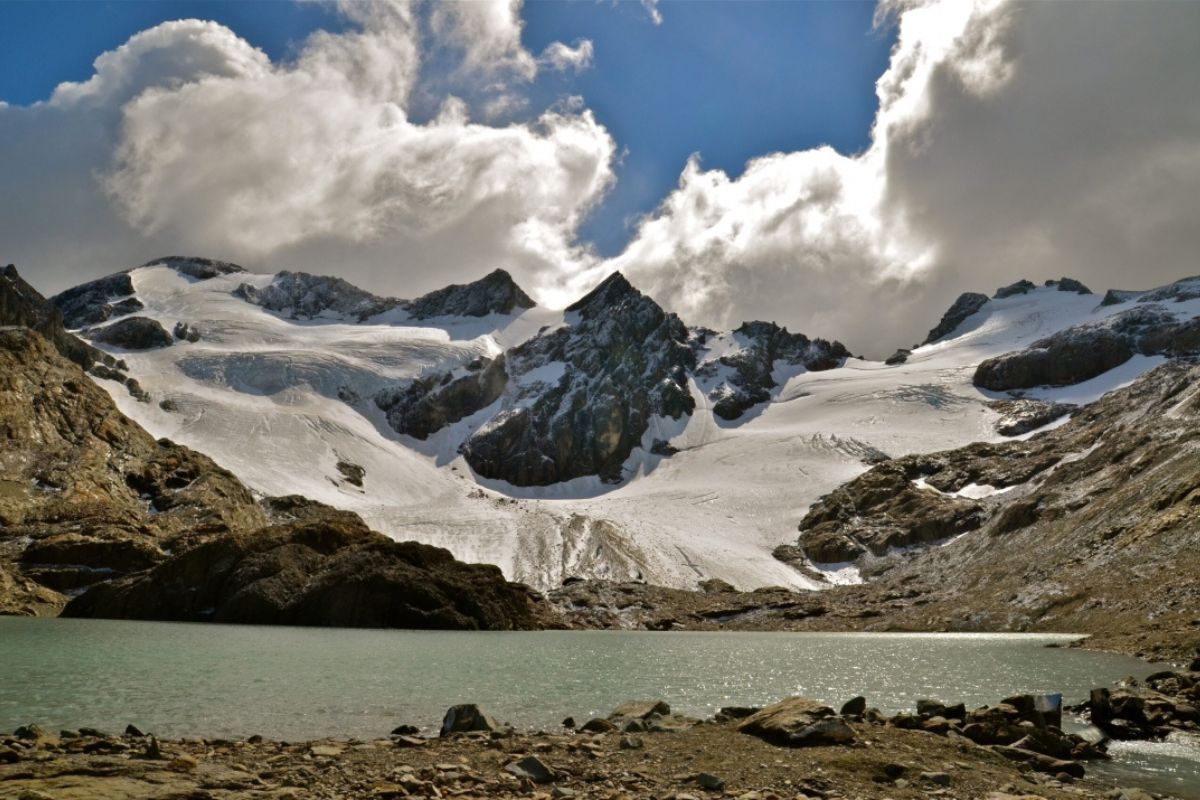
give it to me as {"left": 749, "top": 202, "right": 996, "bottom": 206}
{"left": 539, "top": 39, "right": 594, "bottom": 74}
{"left": 3, "top": 0, "right": 1200, "bottom": 359}
{"left": 0, "top": 0, "right": 615, "bottom": 298}
{"left": 641, "top": 0, "right": 663, "bottom": 26}
{"left": 590, "top": 0, "right": 1200, "bottom": 352}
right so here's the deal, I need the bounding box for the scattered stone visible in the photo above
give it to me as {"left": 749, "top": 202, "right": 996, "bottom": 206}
{"left": 504, "top": 755, "right": 557, "bottom": 784}
{"left": 580, "top": 718, "right": 618, "bottom": 734}
{"left": 124, "top": 724, "right": 146, "bottom": 737}
{"left": 696, "top": 772, "right": 725, "bottom": 791}
{"left": 391, "top": 724, "right": 420, "bottom": 736}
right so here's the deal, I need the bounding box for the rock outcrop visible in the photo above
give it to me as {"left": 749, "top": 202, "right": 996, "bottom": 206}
{"left": 922, "top": 292, "right": 989, "bottom": 345}
{"left": 407, "top": 269, "right": 535, "bottom": 319}
{"left": 1, "top": 264, "right": 119, "bottom": 372}
{"left": 64, "top": 499, "right": 535, "bottom": 630}
{"left": 458, "top": 273, "right": 695, "bottom": 485}
{"left": 782, "top": 460, "right": 988, "bottom": 565}
{"left": 235, "top": 271, "right": 402, "bottom": 321}
{"left": 84, "top": 317, "right": 174, "bottom": 350}
{"left": 49, "top": 272, "right": 143, "bottom": 328}
{"left": 236, "top": 268, "right": 535, "bottom": 323}
{"left": 696, "top": 321, "right": 849, "bottom": 421}
{"left": 376, "top": 356, "right": 508, "bottom": 440}
{"left": 141, "top": 256, "right": 246, "bottom": 280}
{"left": 974, "top": 304, "right": 1200, "bottom": 391}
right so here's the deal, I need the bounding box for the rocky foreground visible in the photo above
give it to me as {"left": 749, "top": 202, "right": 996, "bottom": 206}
{"left": 0, "top": 691, "right": 1179, "bottom": 800}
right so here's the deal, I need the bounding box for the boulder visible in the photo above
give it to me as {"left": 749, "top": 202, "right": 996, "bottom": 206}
{"left": 86, "top": 317, "right": 174, "bottom": 350}
{"left": 736, "top": 697, "right": 855, "bottom": 747}
{"left": 839, "top": 696, "right": 867, "bottom": 716}
{"left": 504, "top": 755, "right": 557, "bottom": 784}
{"left": 440, "top": 704, "right": 502, "bottom": 737}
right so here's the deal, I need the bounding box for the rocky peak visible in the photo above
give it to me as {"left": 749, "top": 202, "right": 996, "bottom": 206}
{"left": 407, "top": 268, "right": 535, "bottom": 320}
{"left": 994, "top": 279, "right": 1037, "bottom": 299}
{"left": 922, "top": 292, "right": 989, "bottom": 345}
{"left": 565, "top": 271, "right": 639, "bottom": 319}
{"left": 235, "top": 271, "right": 402, "bottom": 321}
{"left": 376, "top": 271, "right": 695, "bottom": 485}
{"left": 1044, "top": 277, "right": 1092, "bottom": 295}
{"left": 142, "top": 256, "right": 247, "bottom": 280}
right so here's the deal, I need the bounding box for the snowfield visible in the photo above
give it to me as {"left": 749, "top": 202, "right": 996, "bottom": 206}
{"left": 82, "top": 264, "right": 1200, "bottom": 592}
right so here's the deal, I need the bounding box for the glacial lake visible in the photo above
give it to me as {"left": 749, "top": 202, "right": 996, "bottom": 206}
{"left": 2, "top": 619, "right": 1198, "bottom": 796}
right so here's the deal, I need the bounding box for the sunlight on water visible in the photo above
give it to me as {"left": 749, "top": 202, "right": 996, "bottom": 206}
{"left": 2, "top": 619, "right": 1198, "bottom": 795}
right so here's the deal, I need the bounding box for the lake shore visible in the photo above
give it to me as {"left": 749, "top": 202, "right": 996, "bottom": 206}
{"left": 0, "top": 707, "right": 1166, "bottom": 800}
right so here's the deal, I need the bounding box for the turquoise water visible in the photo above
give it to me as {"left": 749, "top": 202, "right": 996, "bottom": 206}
{"left": 1, "top": 618, "right": 1197, "bottom": 795}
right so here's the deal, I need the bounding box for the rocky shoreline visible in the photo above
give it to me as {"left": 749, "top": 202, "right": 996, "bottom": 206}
{"left": 2, "top": 688, "right": 1185, "bottom": 800}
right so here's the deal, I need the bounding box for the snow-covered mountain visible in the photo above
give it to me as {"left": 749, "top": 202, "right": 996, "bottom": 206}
{"left": 50, "top": 259, "right": 1200, "bottom": 592}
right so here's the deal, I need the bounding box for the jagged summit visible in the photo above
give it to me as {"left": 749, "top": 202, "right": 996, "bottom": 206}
{"left": 407, "top": 267, "right": 535, "bottom": 320}
{"left": 234, "top": 270, "right": 402, "bottom": 321}
{"left": 565, "top": 271, "right": 638, "bottom": 316}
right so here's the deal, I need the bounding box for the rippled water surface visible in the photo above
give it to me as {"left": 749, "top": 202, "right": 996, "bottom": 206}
{"left": 2, "top": 619, "right": 1197, "bottom": 795}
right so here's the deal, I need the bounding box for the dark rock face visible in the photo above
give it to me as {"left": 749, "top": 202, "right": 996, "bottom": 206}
{"left": 235, "top": 271, "right": 402, "bottom": 321}
{"left": 407, "top": 269, "right": 535, "bottom": 319}
{"left": 63, "top": 502, "right": 536, "bottom": 630}
{"left": 376, "top": 356, "right": 508, "bottom": 440}
{"left": 1, "top": 264, "right": 119, "bottom": 372}
{"left": 236, "top": 268, "right": 536, "bottom": 323}
{"left": 884, "top": 349, "right": 910, "bottom": 366}
{"left": 788, "top": 461, "right": 987, "bottom": 564}
{"left": 142, "top": 256, "right": 246, "bottom": 280}
{"left": 994, "top": 279, "right": 1037, "bottom": 299}
{"left": 85, "top": 317, "right": 174, "bottom": 350}
{"left": 973, "top": 305, "right": 1199, "bottom": 391}
{"left": 922, "top": 292, "right": 989, "bottom": 345}
{"left": 1045, "top": 277, "right": 1092, "bottom": 295}
{"left": 699, "top": 321, "right": 849, "bottom": 421}
{"left": 458, "top": 273, "right": 696, "bottom": 485}
{"left": 0, "top": 327, "right": 263, "bottom": 610}
{"left": 50, "top": 272, "right": 143, "bottom": 328}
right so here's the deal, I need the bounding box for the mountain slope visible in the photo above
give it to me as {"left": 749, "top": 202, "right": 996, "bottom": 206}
{"left": 0, "top": 268, "right": 537, "bottom": 630}
{"left": 50, "top": 261, "right": 1200, "bottom": 595}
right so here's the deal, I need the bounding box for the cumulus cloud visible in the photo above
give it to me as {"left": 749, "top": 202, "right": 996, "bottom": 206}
{"left": 0, "top": 0, "right": 614, "bottom": 297}
{"left": 591, "top": 0, "right": 1200, "bottom": 353}
{"left": 3, "top": 0, "right": 1200, "bottom": 357}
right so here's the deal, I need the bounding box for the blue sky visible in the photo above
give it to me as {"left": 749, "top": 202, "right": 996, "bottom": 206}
{"left": 0, "top": 0, "right": 893, "bottom": 256}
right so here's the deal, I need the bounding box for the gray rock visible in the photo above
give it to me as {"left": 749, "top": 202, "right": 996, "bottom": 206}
{"left": 50, "top": 272, "right": 142, "bottom": 328}
{"left": 504, "top": 755, "right": 557, "bottom": 784}
{"left": 923, "top": 292, "right": 989, "bottom": 344}
{"left": 995, "top": 279, "right": 1037, "bottom": 299}
{"left": 86, "top": 317, "right": 174, "bottom": 350}
{"left": 441, "top": 704, "right": 502, "bottom": 737}
{"left": 736, "top": 697, "right": 855, "bottom": 747}
{"left": 407, "top": 269, "right": 534, "bottom": 319}
{"left": 839, "top": 696, "right": 867, "bottom": 716}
